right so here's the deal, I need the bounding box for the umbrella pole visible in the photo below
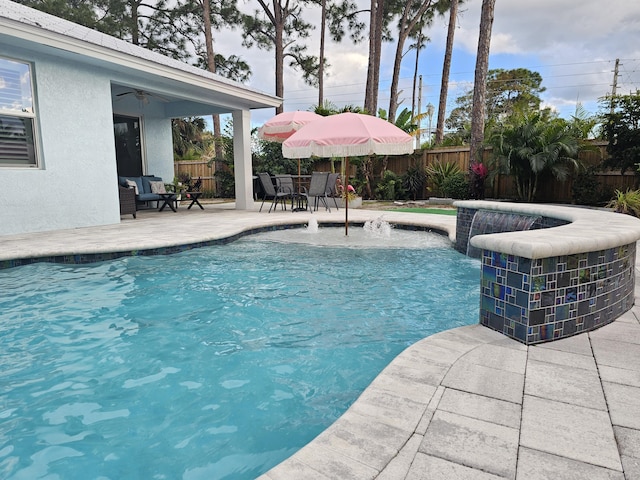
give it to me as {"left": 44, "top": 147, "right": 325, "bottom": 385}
{"left": 345, "top": 156, "right": 349, "bottom": 236}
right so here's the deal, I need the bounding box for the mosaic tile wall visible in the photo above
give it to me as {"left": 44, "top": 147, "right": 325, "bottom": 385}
{"left": 456, "top": 207, "right": 636, "bottom": 344}
{"left": 480, "top": 244, "right": 636, "bottom": 344}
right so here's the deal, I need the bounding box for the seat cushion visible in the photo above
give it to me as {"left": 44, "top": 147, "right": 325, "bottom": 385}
{"left": 142, "top": 176, "right": 163, "bottom": 194}
{"left": 149, "top": 181, "right": 167, "bottom": 194}
{"left": 137, "top": 192, "right": 162, "bottom": 202}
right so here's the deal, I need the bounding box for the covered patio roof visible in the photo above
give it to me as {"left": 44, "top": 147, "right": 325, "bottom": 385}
{"left": 0, "top": 0, "right": 282, "bottom": 115}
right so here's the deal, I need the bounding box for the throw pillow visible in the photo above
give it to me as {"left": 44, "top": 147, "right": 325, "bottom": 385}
{"left": 150, "top": 181, "right": 167, "bottom": 194}
{"left": 125, "top": 179, "right": 139, "bottom": 194}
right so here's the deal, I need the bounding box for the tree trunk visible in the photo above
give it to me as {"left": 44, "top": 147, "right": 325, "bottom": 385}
{"left": 318, "top": 0, "right": 326, "bottom": 107}
{"left": 130, "top": 0, "right": 139, "bottom": 45}
{"left": 469, "top": 0, "right": 495, "bottom": 166}
{"left": 201, "top": 0, "right": 224, "bottom": 195}
{"left": 371, "top": 0, "right": 385, "bottom": 115}
{"left": 387, "top": 8, "right": 409, "bottom": 122}
{"left": 435, "top": 0, "right": 458, "bottom": 145}
{"left": 388, "top": 0, "right": 434, "bottom": 123}
{"left": 274, "top": 5, "right": 285, "bottom": 114}
{"left": 411, "top": 30, "right": 423, "bottom": 119}
{"left": 364, "top": 0, "right": 378, "bottom": 114}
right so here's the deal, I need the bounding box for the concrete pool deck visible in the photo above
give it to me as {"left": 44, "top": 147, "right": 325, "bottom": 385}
{"left": 2, "top": 203, "right": 639, "bottom": 479}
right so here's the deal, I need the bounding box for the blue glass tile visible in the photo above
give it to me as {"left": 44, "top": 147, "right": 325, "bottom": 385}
{"left": 533, "top": 276, "right": 546, "bottom": 292}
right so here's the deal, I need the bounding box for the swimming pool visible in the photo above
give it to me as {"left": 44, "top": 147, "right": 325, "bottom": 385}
{"left": 0, "top": 227, "right": 480, "bottom": 479}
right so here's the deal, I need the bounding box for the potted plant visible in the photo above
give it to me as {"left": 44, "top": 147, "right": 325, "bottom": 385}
{"left": 172, "top": 172, "right": 193, "bottom": 203}
{"left": 335, "top": 177, "right": 362, "bottom": 208}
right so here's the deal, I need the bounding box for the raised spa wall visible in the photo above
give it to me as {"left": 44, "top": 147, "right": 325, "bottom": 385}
{"left": 455, "top": 200, "right": 640, "bottom": 345}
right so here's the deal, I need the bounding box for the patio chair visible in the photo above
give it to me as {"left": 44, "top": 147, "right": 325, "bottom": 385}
{"left": 258, "top": 172, "right": 292, "bottom": 212}
{"left": 326, "top": 172, "right": 340, "bottom": 211}
{"left": 301, "top": 171, "right": 331, "bottom": 212}
{"left": 275, "top": 174, "right": 308, "bottom": 211}
{"left": 274, "top": 175, "right": 296, "bottom": 197}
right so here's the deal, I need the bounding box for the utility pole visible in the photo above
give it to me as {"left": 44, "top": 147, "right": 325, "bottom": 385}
{"left": 611, "top": 58, "right": 620, "bottom": 113}
{"left": 417, "top": 75, "right": 422, "bottom": 149}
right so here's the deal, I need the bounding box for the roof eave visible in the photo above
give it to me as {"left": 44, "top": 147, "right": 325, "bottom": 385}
{"left": 0, "top": 15, "right": 282, "bottom": 110}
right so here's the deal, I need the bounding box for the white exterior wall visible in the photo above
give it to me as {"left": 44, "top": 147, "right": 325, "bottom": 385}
{"left": 0, "top": 47, "right": 176, "bottom": 236}
{"left": 0, "top": 47, "right": 120, "bottom": 235}
{"left": 143, "top": 116, "right": 174, "bottom": 182}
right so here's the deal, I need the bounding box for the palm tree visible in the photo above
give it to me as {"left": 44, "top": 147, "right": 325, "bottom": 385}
{"left": 435, "top": 0, "right": 458, "bottom": 145}
{"left": 468, "top": 0, "right": 495, "bottom": 198}
{"left": 469, "top": 0, "right": 495, "bottom": 164}
{"left": 488, "top": 114, "right": 581, "bottom": 202}
{"left": 172, "top": 117, "right": 207, "bottom": 158}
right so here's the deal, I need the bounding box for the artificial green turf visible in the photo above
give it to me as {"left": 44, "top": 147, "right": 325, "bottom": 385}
{"left": 392, "top": 207, "right": 457, "bottom": 215}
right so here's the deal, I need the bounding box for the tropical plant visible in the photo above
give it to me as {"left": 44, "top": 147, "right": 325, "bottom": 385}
{"left": 172, "top": 117, "right": 208, "bottom": 159}
{"left": 378, "top": 107, "right": 419, "bottom": 135}
{"left": 426, "top": 160, "right": 462, "bottom": 196}
{"left": 375, "top": 170, "right": 406, "bottom": 200}
{"left": 487, "top": 114, "right": 581, "bottom": 202}
{"left": 403, "top": 163, "right": 428, "bottom": 200}
{"left": 571, "top": 166, "right": 611, "bottom": 206}
{"left": 600, "top": 91, "right": 640, "bottom": 176}
{"left": 441, "top": 173, "right": 469, "bottom": 199}
{"left": 469, "top": 161, "right": 489, "bottom": 199}
{"left": 606, "top": 189, "right": 640, "bottom": 217}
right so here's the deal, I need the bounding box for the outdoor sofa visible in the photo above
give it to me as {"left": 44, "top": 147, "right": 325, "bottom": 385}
{"left": 118, "top": 175, "right": 170, "bottom": 208}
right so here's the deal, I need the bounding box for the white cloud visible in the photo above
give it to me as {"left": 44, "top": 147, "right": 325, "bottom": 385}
{"left": 216, "top": 0, "right": 640, "bottom": 126}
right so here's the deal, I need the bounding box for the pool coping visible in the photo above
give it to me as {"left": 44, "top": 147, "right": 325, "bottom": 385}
{"left": 0, "top": 210, "right": 456, "bottom": 268}
{"left": 260, "top": 311, "right": 640, "bottom": 479}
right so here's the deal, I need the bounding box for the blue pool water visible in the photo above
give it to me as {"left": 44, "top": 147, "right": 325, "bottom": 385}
{"left": 0, "top": 227, "right": 479, "bottom": 479}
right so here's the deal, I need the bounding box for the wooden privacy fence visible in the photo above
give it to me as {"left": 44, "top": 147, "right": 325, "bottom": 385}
{"left": 174, "top": 160, "right": 216, "bottom": 193}
{"left": 175, "top": 141, "right": 637, "bottom": 202}
{"left": 314, "top": 141, "right": 636, "bottom": 203}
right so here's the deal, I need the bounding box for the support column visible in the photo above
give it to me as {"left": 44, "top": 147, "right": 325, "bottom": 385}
{"left": 232, "top": 109, "right": 253, "bottom": 210}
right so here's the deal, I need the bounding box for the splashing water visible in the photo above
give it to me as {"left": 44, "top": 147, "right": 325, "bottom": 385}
{"left": 306, "top": 218, "right": 319, "bottom": 233}
{"left": 363, "top": 216, "right": 392, "bottom": 237}
{"left": 262, "top": 223, "right": 452, "bottom": 249}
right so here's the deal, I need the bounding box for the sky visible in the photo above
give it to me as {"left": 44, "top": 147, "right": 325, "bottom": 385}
{"left": 215, "top": 0, "right": 640, "bottom": 131}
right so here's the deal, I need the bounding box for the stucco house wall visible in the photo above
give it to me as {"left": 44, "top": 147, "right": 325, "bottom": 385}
{"left": 0, "top": 45, "right": 122, "bottom": 234}
{"left": 0, "top": 0, "right": 281, "bottom": 237}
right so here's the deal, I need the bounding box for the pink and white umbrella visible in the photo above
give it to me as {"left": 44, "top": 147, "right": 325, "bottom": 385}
{"left": 258, "top": 111, "right": 324, "bottom": 194}
{"left": 257, "top": 110, "right": 323, "bottom": 142}
{"left": 282, "top": 113, "right": 414, "bottom": 234}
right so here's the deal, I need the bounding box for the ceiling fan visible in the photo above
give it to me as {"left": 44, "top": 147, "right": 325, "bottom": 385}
{"left": 115, "top": 89, "right": 169, "bottom": 104}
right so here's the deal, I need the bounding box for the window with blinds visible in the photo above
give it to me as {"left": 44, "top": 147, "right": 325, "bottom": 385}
{"left": 0, "top": 57, "right": 37, "bottom": 167}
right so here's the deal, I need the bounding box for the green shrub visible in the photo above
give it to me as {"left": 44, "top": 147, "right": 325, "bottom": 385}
{"left": 402, "top": 164, "right": 428, "bottom": 200}
{"left": 441, "top": 174, "right": 469, "bottom": 199}
{"left": 571, "top": 166, "right": 611, "bottom": 206}
{"left": 606, "top": 189, "right": 640, "bottom": 217}
{"left": 214, "top": 170, "right": 235, "bottom": 198}
{"left": 375, "top": 170, "right": 406, "bottom": 200}
{"left": 426, "top": 161, "right": 462, "bottom": 197}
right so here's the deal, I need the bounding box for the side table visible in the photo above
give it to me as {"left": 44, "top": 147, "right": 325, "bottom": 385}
{"left": 185, "top": 192, "right": 204, "bottom": 210}
{"left": 158, "top": 192, "right": 177, "bottom": 212}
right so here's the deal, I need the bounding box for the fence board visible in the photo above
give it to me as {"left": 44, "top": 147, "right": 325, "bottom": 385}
{"left": 174, "top": 160, "right": 216, "bottom": 193}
